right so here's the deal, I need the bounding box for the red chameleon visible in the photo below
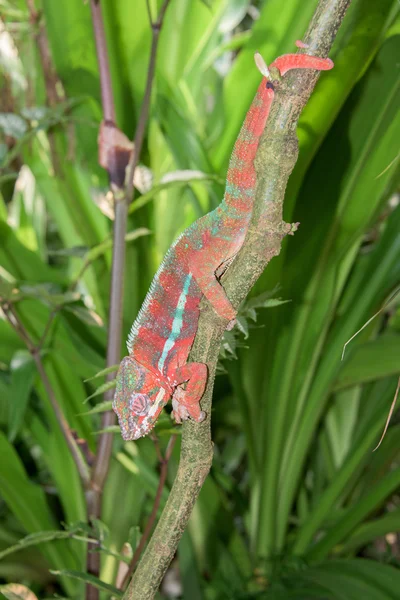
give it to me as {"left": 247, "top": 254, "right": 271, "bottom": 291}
{"left": 113, "top": 49, "right": 333, "bottom": 440}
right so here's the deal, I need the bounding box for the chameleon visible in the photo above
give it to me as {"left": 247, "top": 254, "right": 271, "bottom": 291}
{"left": 113, "top": 51, "right": 334, "bottom": 441}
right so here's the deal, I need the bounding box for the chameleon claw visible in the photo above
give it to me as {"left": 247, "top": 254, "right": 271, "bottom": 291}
{"left": 226, "top": 318, "right": 237, "bottom": 331}
{"left": 295, "top": 39, "right": 309, "bottom": 49}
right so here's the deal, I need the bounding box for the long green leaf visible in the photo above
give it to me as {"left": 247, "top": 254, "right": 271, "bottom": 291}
{"left": 49, "top": 570, "right": 123, "bottom": 597}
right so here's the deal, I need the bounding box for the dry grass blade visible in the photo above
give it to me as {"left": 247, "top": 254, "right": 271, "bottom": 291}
{"left": 373, "top": 376, "right": 400, "bottom": 452}
{"left": 341, "top": 286, "right": 400, "bottom": 360}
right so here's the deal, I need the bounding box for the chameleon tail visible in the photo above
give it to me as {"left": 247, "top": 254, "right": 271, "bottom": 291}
{"left": 222, "top": 51, "right": 333, "bottom": 214}
{"left": 270, "top": 53, "right": 334, "bottom": 76}
{"left": 223, "top": 76, "right": 274, "bottom": 212}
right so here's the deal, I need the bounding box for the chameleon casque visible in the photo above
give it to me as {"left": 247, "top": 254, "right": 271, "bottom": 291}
{"left": 113, "top": 51, "right": 333, "bottom": 441}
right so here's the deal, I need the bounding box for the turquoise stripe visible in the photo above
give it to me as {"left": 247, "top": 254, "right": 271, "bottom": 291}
{"left": 158, "top": 273, "right": 192, "bottom": 371}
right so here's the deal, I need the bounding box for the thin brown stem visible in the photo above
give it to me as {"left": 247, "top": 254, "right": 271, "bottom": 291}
{"left": 87, "top": 0, "right": 172, "bottom": 596}
{"left": 87, "top": 3, "right": 122, "bottom": 596}
{"left": 3, "top": 304, "right": 91, "bottom": 487}
{"left": 121, "top": 435, "right": 177, "bottom": 590}
{"left": 145, "top": 0, "right": 153, "bottom": 26}
{"left": 125, "top": 0, "right": 172, "bottom": 204}
{"left": 90, "top": 0, "right": 116, "bottom": 123}
{"left": 26, "top": 0, "right": 63, "bottom": 107}
{"left": 36, "top": 307, "right": 59, "bottom": 350}
{"left": 150, "top": 433, "right": 164, "bottom": 464}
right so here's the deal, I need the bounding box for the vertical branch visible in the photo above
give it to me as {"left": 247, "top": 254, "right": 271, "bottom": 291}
{"left": 87, "top": 2, "right": 123, "bottom": 596}
{"left": 90, "top": 0, "right": 116, "bottom": 123}
{"left": 121, "top": 435, "right": 177, "bottom": 590}
{"left": 87, "top": 1, "right": 172, "bottom": 597}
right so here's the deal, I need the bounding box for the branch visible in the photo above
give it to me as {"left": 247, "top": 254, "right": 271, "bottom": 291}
{"left": 89, "top": 0, "right": 116, "bottom": 123}
{"left": 87, "top": 0, "right": 172, "bottom": 596}
{"left": 123, "top": 0, "right": 351, "bottom": 597}
{"left": 120, "top": 435, "right": 177, "bottom": 590}
{"left": 26, "top": 0, "right": 63, "bottom": 107}
{"left": 3, "top": 303, "right": 91, "bottom": 487}
{"left": 125, "top": 0, "right": 172, "bottom": 204}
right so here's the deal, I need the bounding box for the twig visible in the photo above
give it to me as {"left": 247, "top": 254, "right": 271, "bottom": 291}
{"left": 89, "top": 0, "right": 115, "bottom": 123}
{"left": 87, "top": 2, "right": 121, "bottom": 596}
{"left": 26, "top": 0, "right": 67, "bottom": 175}
{"left": 124, "top": 0, "right": 351, "bottom": 597}
{"left": 150, "top": 432, "right": 165, "bottom": 464}
{"left": 121, "top": 435, "right": 177, "bottom": 590}
{"left": 36, "top": 306, "right": 59, "bottom": 350}
{"left": 26, "top": 0, "right": 63, "bottom": 107}
{"left": 3, "top": 303, "right": 91, "bottom": 487}
{"left": 125, "top": 0, "right": 172, "bottom": 204}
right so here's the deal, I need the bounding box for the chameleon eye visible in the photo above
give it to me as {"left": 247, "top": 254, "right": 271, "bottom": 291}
{"left": 129, "top": 393, "right": 150, "bottom": 416}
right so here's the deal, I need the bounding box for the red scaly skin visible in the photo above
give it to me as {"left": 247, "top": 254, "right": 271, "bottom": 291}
{"left": 113, "top": 52, "right": 333, "bottom": 441}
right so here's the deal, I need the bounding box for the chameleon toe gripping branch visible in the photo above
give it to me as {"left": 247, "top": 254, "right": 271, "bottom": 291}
{"left": 113, "top": 51, "right": 333, "bottom": 441}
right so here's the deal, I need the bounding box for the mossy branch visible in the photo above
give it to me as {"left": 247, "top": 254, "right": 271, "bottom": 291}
{"left": 123, "top": 0, "right": 351, "bottom": 598}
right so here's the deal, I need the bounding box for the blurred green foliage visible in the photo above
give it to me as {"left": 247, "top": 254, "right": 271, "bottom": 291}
{"left": 0, "top": 0, "right": 399, "bottom": 598}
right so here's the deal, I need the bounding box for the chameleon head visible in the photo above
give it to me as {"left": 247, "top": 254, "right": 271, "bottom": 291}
{"left": 113, "top": 356, "right": 169, "bottom": 440}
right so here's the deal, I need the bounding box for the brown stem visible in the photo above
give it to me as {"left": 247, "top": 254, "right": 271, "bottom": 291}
{"left": 25, "top": 0, "right": 65, "bottom": 174}
{"left": 87, "top": 0, "right": 172, "bottom": 596}
{"left": 36, "top": 307, "right": 59, "bottom": 350}
{"left": 89, "top": 0, "right": 116, "bottom": 123}
{"left": 124, "top": 0, "right": 351, "bottom": 597}
{"left": 125, "top": 0, "right": 172, "bottom": 204}
{"left": 3, "top": 304, "right": 91, "bottom": 487}
{"left": 121, "top": 436, "right": 177, "bottom": 590}
{"left": 26, "top": 0, "right": 63, "bottom": 107}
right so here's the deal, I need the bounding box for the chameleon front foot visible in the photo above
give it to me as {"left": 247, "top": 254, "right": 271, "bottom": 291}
{"left": 172, "top": 388, "right": 206, "bottom": 424}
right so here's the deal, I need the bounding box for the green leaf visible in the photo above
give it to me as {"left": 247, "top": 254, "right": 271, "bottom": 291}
{"left": 63, "top": 305, "right": 104, "bottom": 328}
{"left": 19, "top": 284, "right": 79, "bottom": 307}
{"left": 84, "top": 364, "right": 120, "bottom": 382}
{"left": 0, "top": 529, "right": 96, "bottom": 561}
{"left": 128, "top": 172, "right": 223, "bottom": 215}
{"left": 333, "top": 333, "right": 400, "bottom": 391}
{"left": 8, "top": 350, "right": 37, "bottom": 441}
{"left": 338, "top": 507, "right": 400, "bottom": 555}
{"left": 305, "top": 465, "right": 400, "bottom": 561}
{"left": 0, "top": 433, "right": 78, "bottom": 595}
{"left": 79, "top": 400, "right": 113, "bottom": 416}
{"left": 298, "top": 559, "right": 400, "bottom": 599}
{"left": 85, "top": 228, "right": 151, "bottom": 263}
{"left": 84, "top": 379, "right": 116, "bottom": 403}
{"left": 94, "top": 425, "right": 121, "bottom": 435}
{"left": 0, "top": 222, "right": 65, "bottom": 285}
{"left": 49, "top": 570, "right": 123, "bottom": 597}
